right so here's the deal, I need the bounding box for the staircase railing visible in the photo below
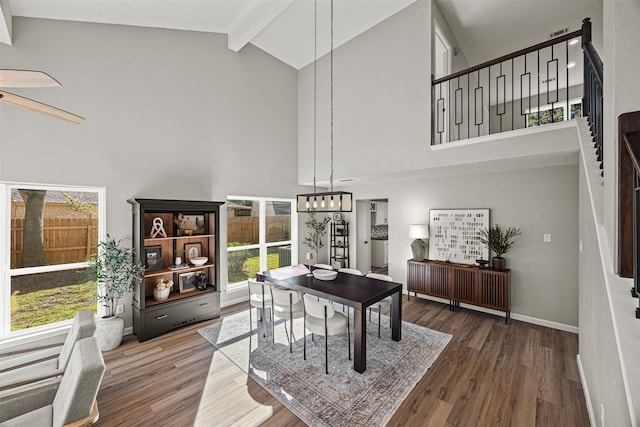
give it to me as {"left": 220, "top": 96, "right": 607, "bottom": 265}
{"left": 432, "top": 18, "right": 595, "bottom": 145}
{"left": 582, "top": 18, "right": 604, "bottom": 176}
{"left": 618, "top": 113, "right": 640, "bottom": 315}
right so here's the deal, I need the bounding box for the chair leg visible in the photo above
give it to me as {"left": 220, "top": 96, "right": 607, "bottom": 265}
{"left": 369, "top": 307, "right": 372, "bottom": 322}
{"left": 378, "top": 306, "right": 381, "bottom": 338}
{"left": 303, "top": 315, "right": 307, "bottom": 361}
{"left": 324, "top": 305, "right": 329, "bottom": 374}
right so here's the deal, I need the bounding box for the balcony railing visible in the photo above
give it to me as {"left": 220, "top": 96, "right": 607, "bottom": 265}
{"left": 432, "top": 18, "right": 596, "bottom": 146}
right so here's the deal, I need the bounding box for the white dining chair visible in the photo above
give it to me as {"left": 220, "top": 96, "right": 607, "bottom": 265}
{"left": 338, "top": 268, "right": 363, "bottom": 276}
{"left": 271, "top": 287, "right": 305, "bottom": 353}
{"left": 365, "top": 273, "right": 394, "bottom": 338}
{"left": 248, "top": 279, "right": 272, "bottom": 338}
{"left": 303, "top": 294, "right": 350, "bottom": 374}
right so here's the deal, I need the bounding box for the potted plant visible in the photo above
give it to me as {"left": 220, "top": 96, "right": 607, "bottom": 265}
{"left": 87, "top": 235, "right": 145, "bottom": 351}
{"left": 303, "top": 212, "right": 331, "bottom": 264}
{"left": 477, "top": 225, "right": 521, "bottom": 270}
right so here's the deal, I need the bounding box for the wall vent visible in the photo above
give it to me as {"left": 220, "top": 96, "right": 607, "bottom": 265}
{"left": 542, "top": 77, "right": 557, "bottom": 84}
{"left": 549, "top": 28, "right": 569, "bottom": 39}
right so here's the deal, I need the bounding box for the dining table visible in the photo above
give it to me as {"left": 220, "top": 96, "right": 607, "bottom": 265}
{"left": 256, "top": 264, "right": 402, "bottom": 373}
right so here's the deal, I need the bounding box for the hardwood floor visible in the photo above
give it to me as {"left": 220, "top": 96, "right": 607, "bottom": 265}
{"left": 95, "top": 297, "right": 589, "bottom": 426}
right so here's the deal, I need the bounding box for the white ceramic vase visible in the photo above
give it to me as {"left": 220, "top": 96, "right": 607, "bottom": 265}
{"left": 95, "top": 316, "right": 124, "bottom": 352}
{"left": 153, "top": 287, "right": 170, "bottom": 301}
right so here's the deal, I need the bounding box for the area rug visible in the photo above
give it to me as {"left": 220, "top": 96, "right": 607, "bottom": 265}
{"left": 197, "top": 307, "right": 451, "bottom": 426}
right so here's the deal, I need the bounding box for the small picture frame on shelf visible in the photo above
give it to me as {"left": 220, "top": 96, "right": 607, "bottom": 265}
{"left": 184, "top": 242, "right": 202, "bottom": 264}
{"left": 144, "top": 247, "right": 163, "bottom": 271}
{"left": 178, "top": 272, "right": 198, "bottom": 293}
{"left": 175, "top": 213, "right": 206, "bottom": 236}
{"left": 333, "top": 213, "right": 342, "bottom": 221}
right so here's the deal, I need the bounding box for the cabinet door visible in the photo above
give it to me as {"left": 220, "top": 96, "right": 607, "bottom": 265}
{"left": 407, "top": 260, "right": 427, "bottom": 294}
{"left": 478, "top": 270, "right": 510, "bottom": 312}
{"left": 426, "top": 262, "right": 450, "bottom": 298}
{"left": 452, "top": 266, "right": 475, "bottom": 304}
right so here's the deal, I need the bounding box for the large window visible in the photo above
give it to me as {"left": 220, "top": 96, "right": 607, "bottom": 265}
{"left": 226, "top": 197, "right": 297, "bottom": 288}
{"left": 1, "top": 183, "right": 105, "bottom": 336}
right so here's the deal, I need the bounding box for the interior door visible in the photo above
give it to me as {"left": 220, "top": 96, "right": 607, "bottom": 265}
{"left": 356, "top": 200, "right": 371, "bottom": 273}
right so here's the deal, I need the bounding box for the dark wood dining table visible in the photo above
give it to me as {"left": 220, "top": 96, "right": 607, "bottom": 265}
{"left": 256, "top": 264, "right": 402, "bottom": 373}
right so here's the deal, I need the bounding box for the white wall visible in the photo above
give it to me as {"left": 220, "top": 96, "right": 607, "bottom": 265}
{"left": 578, "top": 160, "right": 633, "bottom": 425}
{"left": 0, "top": 17, "right": 301, "bottom": 326}
{"left": 346, "top": 164, "right": 580, "bottom": 327}
{"left": 297, "top": 0, "right": 579, "bottom": 187}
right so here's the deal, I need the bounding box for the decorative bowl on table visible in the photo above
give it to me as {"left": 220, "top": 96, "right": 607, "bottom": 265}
{"left": 313, "top": 269, "right": 338, "bottom": 281}
{"left": 190, "top": 257, "right": 208, "bottom": 266}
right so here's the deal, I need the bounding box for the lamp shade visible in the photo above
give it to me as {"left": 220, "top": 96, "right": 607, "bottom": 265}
{"left": 409, "top": 224, "right": 429, "bottom": 239}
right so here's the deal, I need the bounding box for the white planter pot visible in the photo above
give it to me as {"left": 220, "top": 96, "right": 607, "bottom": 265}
{"left": 95, "top": 316, "right": 124, "bottom": 351}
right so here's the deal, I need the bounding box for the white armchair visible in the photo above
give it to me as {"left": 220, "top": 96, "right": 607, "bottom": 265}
{"left": 0, "top": 310, "right": 96, "bottom": 391}
{"left": 0, "top": 336, "right": 105, "bottom": 427}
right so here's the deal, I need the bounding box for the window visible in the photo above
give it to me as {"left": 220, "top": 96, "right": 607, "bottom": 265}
{"left": 226, "top": 197, "right": 297, "bottom": 288}
{"left": 1, "top": 183, "right": 105, "bottom": 337}
{"left": 526, "top": 99, "right": 582, "bottom": 128}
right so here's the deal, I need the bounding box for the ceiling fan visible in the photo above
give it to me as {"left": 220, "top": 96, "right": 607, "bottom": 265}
{"left": 0, "top": 69, "right": 85, "bottom": 124}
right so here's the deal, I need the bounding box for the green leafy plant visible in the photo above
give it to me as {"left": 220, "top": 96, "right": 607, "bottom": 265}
{"left": 87, "top": 235, "right": 145, "bottom": 318}
{"left": 303, "top": 212, "right": 331, "bottom": 262}
{"left": 477, "top": 225, "right": 521, "bottom": 258}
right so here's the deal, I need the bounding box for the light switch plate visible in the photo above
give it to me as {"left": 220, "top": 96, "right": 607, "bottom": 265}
{"left": 544, "top": 234, "right": 552, "bottom": 243}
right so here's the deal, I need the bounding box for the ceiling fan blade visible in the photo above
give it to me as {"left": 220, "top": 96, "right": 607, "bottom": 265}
{"left": 0, "top": 70, "right": 61, "bottom": 88}
{"left": 0, "top": 90, "right": 85, "bottom": 124}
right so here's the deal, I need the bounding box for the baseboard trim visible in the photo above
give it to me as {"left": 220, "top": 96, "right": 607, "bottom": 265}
{"left": 408, "top": 292, "right": 579, "bottom": 333}
{"left": 124, "top": 326, "right": 133, "bottom": 336}
{"left": 577, "top": 354, "right": 596, "bottom": 427}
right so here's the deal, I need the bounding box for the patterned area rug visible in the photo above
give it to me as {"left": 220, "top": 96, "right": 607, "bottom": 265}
{"left": 197, "top": 307, "right": 451, "bottom": 426}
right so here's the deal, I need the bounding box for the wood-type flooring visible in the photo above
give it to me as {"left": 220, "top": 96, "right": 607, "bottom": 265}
{"left": 95, "top": 296, "right": 589, "bottom": 426}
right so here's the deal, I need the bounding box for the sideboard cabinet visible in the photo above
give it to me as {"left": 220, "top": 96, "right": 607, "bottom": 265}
{"left": 407, "top": 259, "right": 511, "bottom": 323}
{"left": 129, "top": 198, "right": 224, "bottom": 341}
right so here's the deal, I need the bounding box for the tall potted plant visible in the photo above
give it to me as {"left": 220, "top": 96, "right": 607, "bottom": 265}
{"left": 303, "top": 212, "right": 331, "bottom": 264}
{"left": 477, "top": 225, "right": 521, "bottom": 270}
{"left": 88, "top": 235, "right": 145, "bottom": 351}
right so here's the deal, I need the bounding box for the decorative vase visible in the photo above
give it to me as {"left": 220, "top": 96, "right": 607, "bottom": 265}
{"left": 492, "top": 256, "right": 506, "bottom": 270}
{"left": 95, "top": 316, "right": 124, "bottom": 352}
{"left": 175, "top": 256, "right": 182, "bottom": 266}
{"left": 153, "top": 286, "right": 170, "bottom": 301}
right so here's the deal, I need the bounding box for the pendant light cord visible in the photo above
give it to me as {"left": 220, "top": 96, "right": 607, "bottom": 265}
{"left": 329, "top": 0, "right": 334, "bottom": 193}
{"left": 313, "top": 0, "right": 318, "bottom": 194}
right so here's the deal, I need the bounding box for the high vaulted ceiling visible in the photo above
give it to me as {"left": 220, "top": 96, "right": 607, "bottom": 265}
{"left": 0, "top": 0, "right": 602, "bottom": 71}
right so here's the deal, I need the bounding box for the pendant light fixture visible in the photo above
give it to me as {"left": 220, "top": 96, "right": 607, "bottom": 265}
{"left": 296, "top": 0, "right": 353, "bottom": 213}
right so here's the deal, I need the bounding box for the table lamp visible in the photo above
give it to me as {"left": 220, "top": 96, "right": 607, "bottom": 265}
{"left": 409, "top": 224, "right": 429, "bottom": 261}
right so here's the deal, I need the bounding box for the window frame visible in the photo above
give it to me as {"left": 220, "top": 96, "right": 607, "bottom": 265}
{"left": 226, "top": 196, "right": 297, "bottom": 291}
{"left": 525, "top": 98, "right": 582, "bottom": 127}
{"left": 0, "top": 182, "right": 106, "bottom": 338}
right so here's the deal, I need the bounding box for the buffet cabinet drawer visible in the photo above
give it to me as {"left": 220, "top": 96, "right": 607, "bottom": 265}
{"left": 140, "top": 292, "right": 220, "bottom": 340}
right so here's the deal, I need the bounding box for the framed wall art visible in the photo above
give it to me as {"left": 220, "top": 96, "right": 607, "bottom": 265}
{"left": 428, "top": 209, "right": 490, "bottom": 264}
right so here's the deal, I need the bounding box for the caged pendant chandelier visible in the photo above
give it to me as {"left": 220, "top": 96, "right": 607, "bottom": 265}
{"left": 296, "top": 0, "right": 353, "bottom": 213}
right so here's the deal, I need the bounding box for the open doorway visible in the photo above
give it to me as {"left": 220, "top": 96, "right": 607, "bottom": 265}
{"left": 356, "top": 199, "right": 388, "bottom": 275}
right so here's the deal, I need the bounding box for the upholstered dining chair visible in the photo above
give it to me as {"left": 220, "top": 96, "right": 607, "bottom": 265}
{"left": 270, "top": 287, "right": 305, "bottom": 353}
{"left": 303, "top": 294, "right": 350, "bottom": 374}
{"left": 337, "top": 268, "right": 363, "bottom": 276}
{"left": 0, "top": 337, "right": 105, "bottom": 427}
{"left": 365, "top": 273, "right": 394, "bottom": 338}
{"left": 0, "top": 310, "right": 96, "bottom": 391}
{"left": 248, "top": 279, "right": 273, "bottom": 338}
